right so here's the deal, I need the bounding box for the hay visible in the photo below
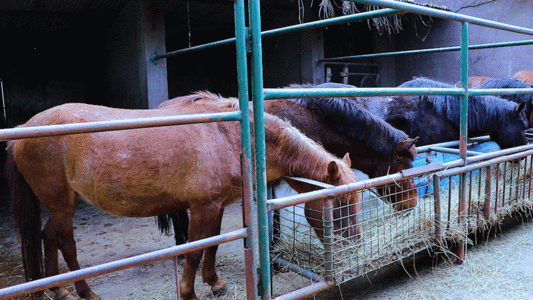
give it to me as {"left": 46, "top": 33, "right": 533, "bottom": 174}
{"left": 310, "top": 0, "right": 450, "bottom": 36}
{"left": 271, "top": 156, "right": 533, "bottom": 289}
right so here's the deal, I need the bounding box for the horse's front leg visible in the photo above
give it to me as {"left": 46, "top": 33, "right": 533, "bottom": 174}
{"left": 180, "top": 204, "right": 226, "bottom": 300}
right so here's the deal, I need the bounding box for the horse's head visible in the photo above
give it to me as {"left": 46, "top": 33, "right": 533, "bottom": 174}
{"left": 490, "top": 101, "right": 528, "bottom": 149}
{"left": 373, "top": 137, "right": 419, "bottom": 211}
{"left": 325, "top": 153, "right": 362, "bottom": 244}
{"left": 293, "top": 153, "right": 361, "bottom": 245}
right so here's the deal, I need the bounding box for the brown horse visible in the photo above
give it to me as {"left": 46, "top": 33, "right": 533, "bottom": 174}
{"left": 513, "top": 70, "right": 533, "bottom": 85}
{"left": 454, "top": 76, "right": 494, "bottom": 88}
{"left": 7, "top": 92, "right": 361, "bottom": 300}
{"left": 264, "top": 84, "right": 419, "bottom": 211}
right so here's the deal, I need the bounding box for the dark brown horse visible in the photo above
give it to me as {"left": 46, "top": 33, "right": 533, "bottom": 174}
{"left": 265, "top": 83, "right": 419, "bottom": 211}
{"left": 7, "top": 92, "right": 361, "bottom": 300}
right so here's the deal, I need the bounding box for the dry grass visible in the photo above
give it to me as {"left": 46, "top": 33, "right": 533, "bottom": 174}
{"left": 271, "top": 158, "right": 533, "bottom": 294}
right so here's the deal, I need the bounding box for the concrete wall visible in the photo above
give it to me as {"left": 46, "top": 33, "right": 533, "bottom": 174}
{"left": 105, "top": 0, "right": 168, "bottom": 109}
{"left": 381, "top": 0, "right": 533, "bottom": 86}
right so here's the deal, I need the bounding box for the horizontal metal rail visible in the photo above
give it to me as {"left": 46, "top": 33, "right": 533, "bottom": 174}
{"left": 440, "top": 149, "right": 533, "bottom": 178}
{"left": 351, "top": 0, "right": 533, "bottom": 35}
{"left": 263, "top": 87, "right": 465, "bottom": 99}
{"left": 0, "top": 229, "right": 248, "bottom": 299}
{"left": 429, "top": 146, "right": 483, "bottom": 156}
{"left": 151, "top": 9, "right": 400, "bottom": 61}
{"left": 468, "top": 88, "right": 533, "bottom": 96}
{"left": 0, "top": 111, "right": 241, "bottom": 141}
{"left": 417, "top": 136, "right": 491, "bottom": 153}
{"left": 268, "top": 171, "right": 410, "bottom": 211}
{"left": 318, "top": 39, "right": 533, "bottom": 63}
{"left": 273, "top": 281, "right": 332, "bottom": 300}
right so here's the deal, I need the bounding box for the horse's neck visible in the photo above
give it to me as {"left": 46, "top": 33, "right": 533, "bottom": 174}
{"left": 265, "top": 124, "right": 329, "bottom": 184}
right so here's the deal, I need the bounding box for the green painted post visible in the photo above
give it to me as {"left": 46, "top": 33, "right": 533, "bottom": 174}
{"left": 248, "top": 0, "right": 272, "bottom": 299}
{"left": 460, "top": 22, "right": 469, "bottom": 163}
{"left": 234, "top": 0, "right": 259, "bottom": 299}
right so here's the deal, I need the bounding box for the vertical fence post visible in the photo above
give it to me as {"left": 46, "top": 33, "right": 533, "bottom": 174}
{"left": 433, "top": 174, "right": 443, "bottom": 243}
{"left": 248, "top": 0, "right": 272, "bottom": 298}
{"left": 484, "top": 166, "right": 492, "bottom": 220}
{"left": 234, "top": 0, "right": 259, "bottom": 299}
{"left": 459, "top": 21, "right": 469, "bottom": 163}
{"left": 323, "top": 199, "right": 335, "bottom": 281}
{"left": 456, "top": 21, "right": 469, "bottom": 264}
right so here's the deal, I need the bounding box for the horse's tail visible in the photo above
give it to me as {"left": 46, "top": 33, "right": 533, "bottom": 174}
{"left": 156, "top": 211, "right": 189, "bottom": 246}
{"left": 6, "top": 141, "right": 44, "bottom": 285}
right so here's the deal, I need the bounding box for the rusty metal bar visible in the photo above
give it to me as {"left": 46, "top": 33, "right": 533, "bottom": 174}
{"left": 271, "top": 258, "right": 323, "bottom": 282}
{"left": 433, "top": 174, "right": 443, "bottom": 243}
{"left": 502, "top": 162, "right": 508, "bottom": 207}
{"left": 495, "top": 164, "right": 501, "bottom": 214}
{"left": 0, "top": 229, "right": 247, "bottom": 299}
{"left": 529, "top": 156, "right": 533, "bottom": 200}
{"left": 484, "top": 166, "right": 493, "bottom": 219}
{"left": 272, "top": 281, "right": 331, "bottom": 300}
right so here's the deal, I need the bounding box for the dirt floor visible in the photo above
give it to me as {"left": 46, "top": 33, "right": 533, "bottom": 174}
{"left": 1, "top": 198, "right": 533, "bottom": 300}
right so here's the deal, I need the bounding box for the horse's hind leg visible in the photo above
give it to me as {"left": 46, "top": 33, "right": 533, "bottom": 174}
{"left": 43, "top": 213, "right": 100, "bottom": 300}
{"left": 201, "top": 207, "right": 227, "bottom": 296}
{"left": 180, "top": 204, "right": 225, "bottom": 300}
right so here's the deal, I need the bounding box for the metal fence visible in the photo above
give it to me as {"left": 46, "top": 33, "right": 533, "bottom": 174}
{"left": 2, "top": 0, "right": 533, "bottom": 299}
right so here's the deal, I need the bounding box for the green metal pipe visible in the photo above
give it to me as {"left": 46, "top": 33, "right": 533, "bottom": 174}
{"left": 468, "top": 88, "right": 533, "bottom": 96}
{"left": 350, "top": 0, "right": 533, "bottom": 35}
{"left": 152, "top": 8, "right": 399, "bottom": 61}
{"left": 248, "top": 0, "right": 271, "bottom": 298}
{"left": 318, "top": 39, "right": 533, "bottom": 63}
{"left": 234, "top": 0, "right": 258, "bottom": 299}
{"left": 263, "top": 87, "right": 465, "bottom": 99}
{"left": 459, "top": 22, "right": 469, "bottom": 163}
{"left": 261, "top": 8, "right": 400, "bottom": 38}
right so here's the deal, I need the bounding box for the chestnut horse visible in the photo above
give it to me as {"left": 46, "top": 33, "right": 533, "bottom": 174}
{"left": 264, "top": 83, "right": 419, "bottom": 211}
{"left": 454, "top": 76, "right": 494, "bottom": 88}
{"left": 513, "top": 70, "right": 533, "bottom": 85}
{"left": 7, "top": 92, "right": 361, "bottom": 300}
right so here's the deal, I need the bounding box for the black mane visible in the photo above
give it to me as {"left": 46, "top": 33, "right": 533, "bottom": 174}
{"left": 399, "top": 77, "right": 525, "bottom": 134}
{"left": 287, "top": 83, "right": 410, "bottom": 157}
{"left": 480, "top": 78, "right": 533, "bottom": 119}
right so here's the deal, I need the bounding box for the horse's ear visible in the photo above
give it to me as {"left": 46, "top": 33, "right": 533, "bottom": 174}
{"left": 513, "top": 101, "right": 527, "bottom": 116}
{"left": 396, "top": 137, "right": 419, "bottom": 153}
{"left": 342, "top": 153, "right": 351, "bottom": 168}
{"left": 327, "top": 161, "right": 340, "bottom": 178}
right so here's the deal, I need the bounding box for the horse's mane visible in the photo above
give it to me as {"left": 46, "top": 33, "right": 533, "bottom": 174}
{"left": 480, "top": 78, "right": 533, "bottom": 111}
{"left": 266, "top": 113, "right": 351, "bottom": 180}
{"left": 398, "top": 77, "right": 523, "bottom": 132}
{"left": 286, "top": 83, "right": 409, "bottom": 157}
{"left": 158, "top": 91, "right": 238, "bottom": 109}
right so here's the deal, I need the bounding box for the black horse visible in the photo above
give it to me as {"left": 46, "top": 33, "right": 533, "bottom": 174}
{"left": 480, "top": 78, "right": 533, "bottom": 128}
{"left": 387, "top": 77, "right": 528, "bottom": 148}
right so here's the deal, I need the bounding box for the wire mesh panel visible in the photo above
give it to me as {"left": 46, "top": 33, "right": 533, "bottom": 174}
{"left": 437, "top": 155, "right": 533, "bottom": 236}
{"left": 269, "top": 150, "right": 533, "bottom": 296}
{"left": 270, "top": 176, "right": 433, "bottom": 289}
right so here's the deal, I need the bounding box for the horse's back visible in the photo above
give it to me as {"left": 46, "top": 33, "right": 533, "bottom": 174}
{"left": 11, "top": 98, "right": 244, "bottom": 217}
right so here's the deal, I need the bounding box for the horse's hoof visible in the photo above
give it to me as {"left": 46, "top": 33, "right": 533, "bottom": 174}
{"left": 53, "top": 287, "right": 75, "bottom": 300}
{"left": 83, "top": 292, "right": 102, "bottom": 300}
{"left": 211, "top": 279, "right": 228, "bottom": 297}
